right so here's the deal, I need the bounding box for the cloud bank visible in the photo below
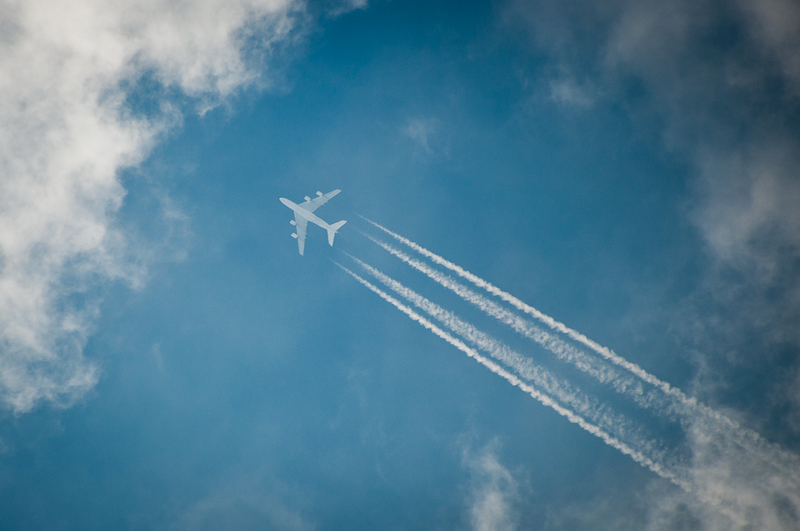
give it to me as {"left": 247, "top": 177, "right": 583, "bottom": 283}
{"left": 0, "top": 0, "right": 301, "bottom": 414}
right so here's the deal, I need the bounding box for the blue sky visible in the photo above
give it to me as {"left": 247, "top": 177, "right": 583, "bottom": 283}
{"left": 1, "top": 0, "right": 800, "bottom": 529}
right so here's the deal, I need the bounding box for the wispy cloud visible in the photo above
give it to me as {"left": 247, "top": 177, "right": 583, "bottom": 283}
{"left": 501, "top": 0, "right": 800, "bottom": 279}
{"left": 326, "top": 0, "right": 369, "bottom": 18}
{"left": 169, "top": 471, "right": 314, "bottom": 531}
{"left": 463, "top": 443, "right": 519, "bottom": 531}
{"left": 404, "top": 117, "right": 441, "bottom": 154}
{"left": 0, "top": 0, "right": 302, "bottom": 413}
{"left": 737, "top": 0, "right": 800, "bottom": 94}
{"left": 549, "top": 78, "right": 596, "bottom": 108}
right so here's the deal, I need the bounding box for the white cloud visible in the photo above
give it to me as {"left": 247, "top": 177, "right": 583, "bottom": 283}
{"left": 326, "top": 0, "right": 369, "bottom": 17}
{"left": 685, "top": 419, "right": 800, "bottom": 530}
{"left": 737, "top": 0, "right": 800, "bottom": 94}
{"left": 464, "top": 443, "right": 519, "bottom": 531}
{"left": 549, "top": 78, "right": 596, "bottom": 108}
{"left": 0, "top": 0, "right": 302, "bottom": 413}
{"left": 170, "top": 473, "right": 315, "bottom": 531}
{"left": 640, "top": 420, "right": 800, "bottom": 531}
{"left": 504, "top": 0, "right": 800, "bottom": 255}
{"left": 404, "top": 117, "right": 438, "bottom": 154}
{"left": 601, "top": 1, "right": 800, "bottom": 270}
{"left": 693, "top": 145, "right": 800, "bottom": 269}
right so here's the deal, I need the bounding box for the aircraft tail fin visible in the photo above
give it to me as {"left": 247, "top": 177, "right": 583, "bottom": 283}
{"left": 327, "top": 220, "right": 347, "bottom": 246}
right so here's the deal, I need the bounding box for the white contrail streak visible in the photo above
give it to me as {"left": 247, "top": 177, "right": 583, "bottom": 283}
{"left": 345, "top": 253, "right": 668, "bottom": 466}
{"left": 357, "top": 232, "right": 670, "bottom": 415}
{"left": 359, "top": 218, "right": 775, "bottom": 433}
{"left": 332, "top": 260, "right": 691, "bottom": 491}
{"left": 358, "top": 218, "right": 800, "bottom": 494}
{"left": 359, "top": 216, "right": 682, "bottom": 397}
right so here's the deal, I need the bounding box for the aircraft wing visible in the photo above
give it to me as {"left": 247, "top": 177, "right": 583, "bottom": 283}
{"left": 298, "top": 189, "right": 341, "bottom": 213}
{"left": 294, "top": 212, "right": 308, "bottom": 255}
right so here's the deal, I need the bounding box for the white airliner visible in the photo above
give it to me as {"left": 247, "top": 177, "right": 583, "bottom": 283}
{"left": 280, "top": 190, "right": 347, "bottom": 255}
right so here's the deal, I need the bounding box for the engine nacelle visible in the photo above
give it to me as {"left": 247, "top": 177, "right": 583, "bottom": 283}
{"left": 316, "top": 191, "right": 323, "bottom": 196}
{"left": 290, "top": 220, "right": 296, "bottom": 226}
{"left": 304, "top": 196, "right": 311, "bottom": 201}
{"left": 291, "top": 233, "right": 298, "bottom": 239}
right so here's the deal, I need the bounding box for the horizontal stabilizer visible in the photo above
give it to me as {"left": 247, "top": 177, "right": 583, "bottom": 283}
{"left": 326, "top": 220, "right": 347, "bottom": 246}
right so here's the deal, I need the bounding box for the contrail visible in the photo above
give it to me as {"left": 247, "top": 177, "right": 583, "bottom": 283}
{"left": 359, "top": 216, "right": 682, "bottom": 397}
{"left": 358, "top": 232, "right": 671, "bottom": 416}
{"left": 344, "top": 253, "right": 670, "bottom": 468}
{"left": 358, "top": 218, "right": 781, "bottom": 439}
{"left": 332, "top": 260, "right": 691, "bottom": 490}
{"left": 357, "top": 218, "right": 800, "bottom": 505}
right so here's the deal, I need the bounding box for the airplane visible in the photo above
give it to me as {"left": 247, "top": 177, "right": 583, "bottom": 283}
{"left": 279, "top": 190, "right": 347, "bottom": 255}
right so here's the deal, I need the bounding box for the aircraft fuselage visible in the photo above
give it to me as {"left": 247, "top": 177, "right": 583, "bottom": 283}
{"left": 279, "top": 197, "right": 330, "bottom": 229}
